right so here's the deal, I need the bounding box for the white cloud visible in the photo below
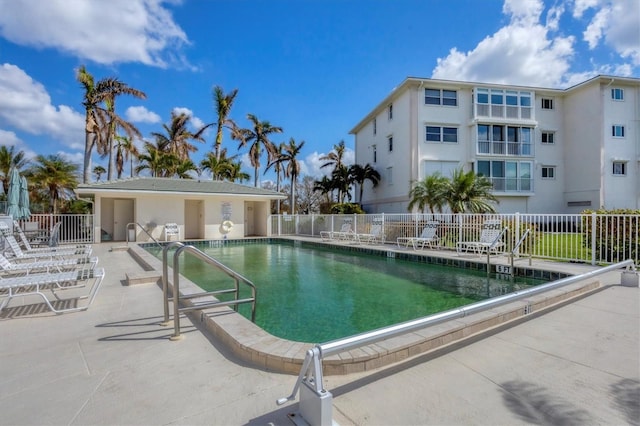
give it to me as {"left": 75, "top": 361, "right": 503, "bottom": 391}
{"left": 0, "top": 129, "right": 21, "bottom": 146}
{"left": 126, "top": 106, "right": 161, "bottom": 123}
{"left": 0, "top": 0, "right": 190, "bottom": 68}
{"left": 432, "top": 0, "right": 576, "bottom": 87}
{"left": 302, "top": 149, "right": 355, "bottom": 179}
{"left": 0, "top": 63, "right": 84, "bottom": 150}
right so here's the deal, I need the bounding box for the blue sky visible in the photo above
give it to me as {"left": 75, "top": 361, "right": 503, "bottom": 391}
{"left": 0, "top": 0, "right": 638, "bottom": 185}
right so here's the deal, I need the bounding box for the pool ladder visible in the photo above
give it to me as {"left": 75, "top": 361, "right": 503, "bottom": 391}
{"left": 161, "top": 242, "right": 257, "bottom": 340}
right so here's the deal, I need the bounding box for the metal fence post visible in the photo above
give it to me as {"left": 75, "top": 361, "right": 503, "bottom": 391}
{"left": 591, "top": 212, "right": 597, "bottom": 265}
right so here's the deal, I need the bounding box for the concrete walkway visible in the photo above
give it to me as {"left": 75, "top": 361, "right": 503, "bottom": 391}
{"left": 0, "top": 243, "right": 637, "bottom": 425}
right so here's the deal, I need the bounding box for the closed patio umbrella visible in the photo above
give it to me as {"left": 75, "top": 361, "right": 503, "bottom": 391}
{"left": 19, "top": 175, "right": 30, "bottom": 220}
{"left": 6, "top": 167, "right": 21, "bottom": 219}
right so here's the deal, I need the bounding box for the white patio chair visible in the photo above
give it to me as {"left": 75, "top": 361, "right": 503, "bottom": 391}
{"left": 456, "top": 219, "right": 505, "bottom": 255}
{"left": 164, "top": 223, "right": 180, "bottom": 241}
{"left": 0, "top": 252, "right": 98, "bottom": 275}
{"left": 356, "top": 224, "right": 385, "bottom": 245}
{"left": 0, "top": 223, "right": 91, "bottom": 260}
{"left": 0, "top": 266, "right": 105, "bottom": 314}
{"left": 14, "top": 221, "right": 90, "bottom": 251}
{"left": 397, "top": 221, "right": 440, "bottom": 250}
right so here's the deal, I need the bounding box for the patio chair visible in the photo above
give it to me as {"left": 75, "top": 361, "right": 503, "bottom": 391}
{"left": 0, "top": 223, "right": 92, "bottom": 261}
{"left": 0, "top": 266, "right": 105, "bottom": 314}
{"left": 14, "top": 221, "right": 90, "bottom": 251}
{"left": 320, "top": 221, "right": 355, "bottom": 241}
{"left": 396, "top": 221, "right": 440, "bottom": 250}
{"left": 164, "top": 223, "right": 180, "bottom": 241}
{"left": 0, "top": 252, "right": 98, "bottom": 275}
{"left": 456, "top": 219, "right": 505, "bottom": 255}
{"left": 356, "top": 224, "right": 385, "bottom": 245}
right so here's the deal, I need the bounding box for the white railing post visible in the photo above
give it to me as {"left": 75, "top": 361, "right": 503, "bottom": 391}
{"left": 591, "top": 212, "right": 597, "bottom": 265}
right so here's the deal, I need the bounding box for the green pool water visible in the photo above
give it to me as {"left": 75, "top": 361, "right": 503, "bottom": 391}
{"left": 150, "top": 241, "right": 545, "bottom": 343}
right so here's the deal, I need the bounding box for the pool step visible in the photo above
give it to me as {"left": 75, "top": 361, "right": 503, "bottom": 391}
{"left": 126, "top": 271, "right": 162, "bottom": 286}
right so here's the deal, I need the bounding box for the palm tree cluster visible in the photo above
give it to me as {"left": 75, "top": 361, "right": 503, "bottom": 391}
{"left": 408, "top": 168, "right": 498, "bottom": 214}
{"left": 312, "top": 141, "right": 380, "bottom": 211}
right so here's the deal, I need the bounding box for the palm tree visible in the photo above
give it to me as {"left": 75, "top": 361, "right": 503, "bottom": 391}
{"left": 349, "top": 163, "right": 380, "bottom": 207}
{"left": 276, "top": 138, "right": 305, "bottom": 214}
{"left": 320, "top": 140, "right": 347, "bottom": 172}
{"left": 115, "top": 135, "right": 139, "bottom": 178}
{"left": 135, "top": 140, "right": 175, "bottom": 177}
{"left": 26, "top": 154, "right": 79, "bottom": 214}
{"left": 265, "top": 142, "right": 285, "bottom": 213}
{"left": 212, "top": 85, "right": 239, "bottom": 160}
{"left": 173, "top": 159, "right": 197, "bottom": 179}
{"left": 234, "top": 113, "right": 283, "bottom": 187}
{"left": 201, "top": 151, "right": 234, "bottom": 180}
{"left": 93, "top": 165, "right": 107, "bottom": 181}
{"left": 313, "top": 176, "right": 334, "bottom": 204}
{"left": 98, "top": 80, "right": 146, "bottom": 180}
{"left": 151, "top": 111, "right": 211, "bottom": 162}
{"left": 0, "top": 145, "right": 29, "bottom": 194}
{"left": 228, "top": 162, "right": 250, "bottom": 183}
{"left": 445, "top": 168, "right": 498, "bottom": 213}
{"left": 76, "top": 65, "right": 145, "bottom": 183}
{"left": 331, "top": 165, "right": 351, "bottom": 203}
{"left": 408, "top": 172, "right": 449, "bottom": 213}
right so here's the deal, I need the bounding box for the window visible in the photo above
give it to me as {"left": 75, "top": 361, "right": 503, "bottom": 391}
{"left": 423, "top": 160, "right": 459, "bottom": 178}
{"left": 613, "top": 162, "right": 627, "bottom": 175}
{"left": 373, "top": 118, "right": 376, "bottom": 135}
{"left": 541, "top": 166, "right": 555, "bottom": 179}
{"left": 477, "top": 124, "right": 534, "bottom": 155}
{"left": 388, "top": 104, "right": 393, "bottom": 120}
{"left": 425, "top": 88, "right": 458, "bottom": 106}
{"left": 477, "top": 160, "right": 532, "bottom": 191}
{"left": 372, "top": 145, "right": 377, "bottom": 163}
{"left": 388, "top": 136, "right": 393, "bottom": 152}
{"left": 386, "top": 166, "right": 393, "bottom": 184}
{"left": 612, "top": 125, "right": 625, "bottom": 138}
{"left": 541, "top": 132, "right": 555, "bottom": 144}
{"left": 425, "top": 126, "right": 458, "bottom": 143}
{"left": 541, "top": 98, "right": 553, "bottom": 109}
{"left": 611, "top": 88, "right": 624, "bottom": 101}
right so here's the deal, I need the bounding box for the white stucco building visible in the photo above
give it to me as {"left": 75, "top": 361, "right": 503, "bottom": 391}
{"left": 350, "top": 75, "right": 640, "bottom": 214}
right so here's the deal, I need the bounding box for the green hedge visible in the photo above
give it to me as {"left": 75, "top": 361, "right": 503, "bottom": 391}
{"left": 582, "top": 209, "right": 640, "bottom": 262}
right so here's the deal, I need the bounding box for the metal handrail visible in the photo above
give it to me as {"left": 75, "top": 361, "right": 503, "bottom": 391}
{"left": 510, "top": 228, "right": 532, "bottom": 275}
{"left": 486, "top": 227, "right": 508, "bottom": 277}
{"left": 126, "top": 222, "right": 162, "bottom": 247}
{"left": 161, "top": 242, "right": 257, "bottom": 340}
{"left": 277, "top": 259, "right": 635, "bottom": 425}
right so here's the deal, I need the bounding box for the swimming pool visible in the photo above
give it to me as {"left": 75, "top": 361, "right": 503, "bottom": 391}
{"left": 149, "top": 241, "right": 546, "bottom": 342}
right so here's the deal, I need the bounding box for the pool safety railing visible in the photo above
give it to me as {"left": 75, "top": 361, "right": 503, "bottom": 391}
{"left": 486, "top": 226, "right": 509, "bottom": 277}
{"left": 510, "top": 228, "right": 532, "bottom": 276}
{"left": 126, "top": 222, "right": 162, "bottom": 247}
{"left": 161, "top": 242, "right": 257, "bottom": 340}
{"left": 277, "top": 259, "right": 636, "bottom": 426}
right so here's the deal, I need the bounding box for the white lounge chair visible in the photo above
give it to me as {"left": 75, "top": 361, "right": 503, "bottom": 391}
{"left": 320, "top": 222, "right": 355, "bottom": 241}
{"left": 456, "top": 219, "right": 505, "bottom": 254}
{"left": 14, "top": 221, "right": 89, "bottom": 251}
{"left": 0, "top": 252, "right": 98, "bottom": 275}
{"left": 0, "top": 266, "right": 105, "bottom": 314}
{"left": 164, "top": 223, "right": 180, "bottom": 241}
{"left": 0, "top": 223, "right": 91, "bottom": 260}
{"left": 356, "top": 224, "right": 385, "bottom": 245}
{"left": 397, "top": 221, "right": 440, "bottom": 250}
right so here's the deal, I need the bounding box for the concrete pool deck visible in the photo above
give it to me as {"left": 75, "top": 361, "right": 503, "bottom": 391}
{"left": 0, "top": 241, "right": 638, "bottom": 425}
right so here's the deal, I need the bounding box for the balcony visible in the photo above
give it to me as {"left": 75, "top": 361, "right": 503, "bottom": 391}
{"left": 477, "top": 141, "right": 533, "bottom": 156}
{"left": 489, "top": 177, "right": 533, "bottom": 193}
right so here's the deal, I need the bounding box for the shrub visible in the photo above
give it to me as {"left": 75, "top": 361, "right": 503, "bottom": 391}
{"left": 330, "top": 203, "right": 364, "bottom": 214}
{"left": 582, "top": 209, "right": 640, "bottom": 262}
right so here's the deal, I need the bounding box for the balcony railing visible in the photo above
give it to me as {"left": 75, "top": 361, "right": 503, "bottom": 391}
{"left": 489, "top": 177, "right": 533, "bottom": 192}
{"left": 477, "top": 141, "right": 533, "bottom": 156}
{"left": 476, "top": 104, "right": 533, "bottom": 120}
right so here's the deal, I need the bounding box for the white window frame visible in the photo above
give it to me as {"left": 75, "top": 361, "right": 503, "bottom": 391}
{"left": 541, "top": 166, "right": 556, "bottom": 179}
{"left": 541, "top": 98, "right": 554, "bottom": 109}
{"left": 388, "top": 135, "right": 393, "bottom": 152}
{"left": 386, "top": 166, "right": 393, "bottom": 185}
{"left": 611, "top": 88, "right": 624, "bottom": 101}
{"left": 541, "top": 131, "right": 555, "bottom": 144}
{"left": 425, "top": 88, "right": 458, "bottom": 106}
{"left": 372, "top": 145, "right": 377, "bottom": 164}
{"left": 388, "top": 104, "right": 393, "bottom": 120}
{"left": 425, "top": 125, "right": 458, "bottom": 143}
{"left": 373, "top": 118, "right": 376, "bottom": 135}
{"left": 612, "top": 125, "right": 625, "bottom": 138}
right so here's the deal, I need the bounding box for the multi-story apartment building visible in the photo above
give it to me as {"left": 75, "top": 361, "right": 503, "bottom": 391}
{"left": 350, "top": 75, "right": 640, "bottom": 214}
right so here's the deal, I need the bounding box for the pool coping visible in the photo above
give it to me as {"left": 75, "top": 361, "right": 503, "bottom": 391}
{"left": 128, "top": 238, "right": 602, "bottom": 376}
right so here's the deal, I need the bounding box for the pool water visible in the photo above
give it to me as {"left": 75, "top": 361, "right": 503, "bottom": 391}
{"left": 152, "top": 242, "right": 545, "bottom": 343}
